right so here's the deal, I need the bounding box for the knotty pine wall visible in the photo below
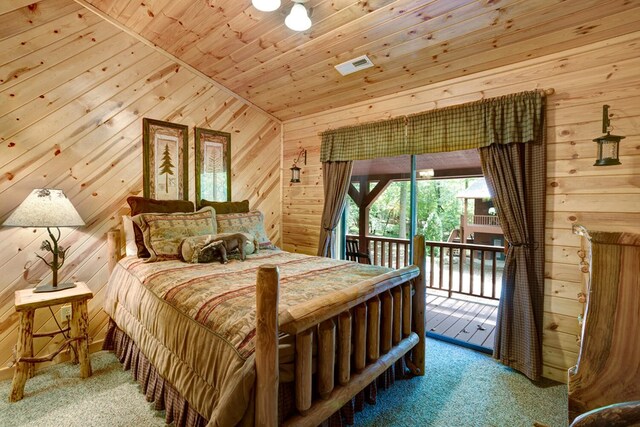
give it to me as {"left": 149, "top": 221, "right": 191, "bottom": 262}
{"left": 0, "top": 0, "right": 281, "bottom": 377}
{"left": 282, "top": 32, "right": 640, "bottom": 383}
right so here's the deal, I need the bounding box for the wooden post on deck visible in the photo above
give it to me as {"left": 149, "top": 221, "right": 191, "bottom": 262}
{"left": 411, "top": 234, "right": 427, "bottom": 375}
{"left": 255, "top": 265, "right": 280, "bottom": 427}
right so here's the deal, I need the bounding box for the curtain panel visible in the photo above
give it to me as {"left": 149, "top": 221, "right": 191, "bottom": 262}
{"left": 480, "top": 141, "right": 546, "bottom": 381}
{"left": 319, "top": 91, "right": 544, "bottom": 161}
{"left": 317, "top": 161, "right": 354, "bottom": 257}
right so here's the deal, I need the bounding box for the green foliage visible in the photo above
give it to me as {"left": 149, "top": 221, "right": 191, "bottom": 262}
{"left": 423, "top": 211, "right": 443, "bottom": 242}
{"left": 346, "top": 177, "right": 483, "bottom": 242}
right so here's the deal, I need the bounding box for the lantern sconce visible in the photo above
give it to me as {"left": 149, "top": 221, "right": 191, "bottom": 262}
{"left": 593, "top": 104, "right": 624, "bottom": 166}
{"left": 290, "top": 148, "right": 307, "bottom": 183}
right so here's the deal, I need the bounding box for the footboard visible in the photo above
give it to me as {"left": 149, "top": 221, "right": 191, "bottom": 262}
{"left": 255, "top": 235, "right": 427, "bottom": 427}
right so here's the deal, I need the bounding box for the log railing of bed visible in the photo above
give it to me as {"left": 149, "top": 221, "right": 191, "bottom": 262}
{"left": 106, "top": 231, "right": 426, "bottom": 427}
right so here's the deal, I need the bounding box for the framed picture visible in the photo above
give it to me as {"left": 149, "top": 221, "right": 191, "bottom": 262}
{"left": 195, "top": 127, "right": 231, "bottom": 207}
{"left": 142, "top": 118, "right": 189, "bottom": 201}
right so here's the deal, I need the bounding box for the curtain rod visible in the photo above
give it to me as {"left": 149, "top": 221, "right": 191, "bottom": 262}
{"left": 316, "top": 88, "right": 555, "bottom": 136}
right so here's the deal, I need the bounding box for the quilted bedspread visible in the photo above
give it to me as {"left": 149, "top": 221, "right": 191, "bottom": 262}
{"left": 104, "top": 249, "right": 390, "bottom": 426}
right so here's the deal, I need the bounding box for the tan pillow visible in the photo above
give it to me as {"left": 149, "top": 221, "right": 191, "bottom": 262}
{"left": 127, "top": 196, "right": 195, "bottom": 258}
{"left": 135, "top": 207, "right": 216, "bottom": 262}
{"left": 216, "top": 210, "right": 275, "bottom": 250}
{"left": 121, "top": 215, "right": 138, "bottom": 257}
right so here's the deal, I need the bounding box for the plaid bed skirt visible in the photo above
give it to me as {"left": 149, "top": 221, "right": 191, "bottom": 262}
{"left": 103, "top": 319, "right": 405, "bottom": 426}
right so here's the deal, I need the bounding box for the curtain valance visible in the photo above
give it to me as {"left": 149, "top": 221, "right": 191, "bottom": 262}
{"left": 320, "top": 90, "right": 545, "bottom": 162}
{"left": 319, "top": 117, "right": 406, "bottom": 162}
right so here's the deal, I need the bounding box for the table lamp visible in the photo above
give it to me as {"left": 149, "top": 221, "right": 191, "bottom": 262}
{"left": 3, "top": 189, "right": 85, "bottom": 293}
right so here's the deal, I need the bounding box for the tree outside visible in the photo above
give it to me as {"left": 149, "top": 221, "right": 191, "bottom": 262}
{"left": 346, "top": 177, "right": 483, "bottom": 242}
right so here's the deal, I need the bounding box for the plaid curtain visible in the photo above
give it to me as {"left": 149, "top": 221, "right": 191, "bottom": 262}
{"left": 407, "top": 91, "right": 544, "bottom": 153}
{"left": 320, "top": 91, "right": 544, "bottom": 161}
{"left": 318, "top": 161, "right": 354, "bottom": 257}
{"left": 479, "top": 94, "right": 546, "bottom": 380}
{"left": 320, "top": 118, "right": 406, "bottom": 162}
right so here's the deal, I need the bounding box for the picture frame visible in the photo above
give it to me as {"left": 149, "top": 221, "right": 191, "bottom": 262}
{"left": 142, "top": 118, "right": 189, "bottom": 201}
{"left": 194, "top": 127, "right": 231, "bottom": 208}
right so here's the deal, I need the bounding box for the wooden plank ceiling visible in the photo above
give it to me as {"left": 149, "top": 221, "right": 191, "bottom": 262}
{"left": 79, "top": 0, "right": 640, "bottom": 121}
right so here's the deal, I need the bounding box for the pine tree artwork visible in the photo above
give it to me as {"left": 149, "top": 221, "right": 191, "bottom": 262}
{"left": 159, "top": 143, "right": 175, "bottom": 194}
{"left": 142, "top": 118, "right": 188, "bottom": 200}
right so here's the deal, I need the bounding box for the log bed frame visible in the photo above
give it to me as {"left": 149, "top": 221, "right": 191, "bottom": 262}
{"left": 107, "top": 231, "right": 426, "bottom": 427}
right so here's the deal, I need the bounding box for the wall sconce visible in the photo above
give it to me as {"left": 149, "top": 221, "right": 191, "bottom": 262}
{"left": 593, "top": 104, "right": 624, "bottom": 166}
{"left": 290, "top": 148, "right": 307, "bottom": 183}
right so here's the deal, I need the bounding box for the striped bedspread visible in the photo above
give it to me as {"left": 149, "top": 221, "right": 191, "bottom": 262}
{"left": 104, "top": 249, "right": 390, "bottom": 426}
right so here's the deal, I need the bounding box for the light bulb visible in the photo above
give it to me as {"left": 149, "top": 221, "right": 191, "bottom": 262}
{"left": 285, "top": 3, "right": 311, "bottom": 31}
{"left": 252, "top": 0, "right": 281, "bottom": 12}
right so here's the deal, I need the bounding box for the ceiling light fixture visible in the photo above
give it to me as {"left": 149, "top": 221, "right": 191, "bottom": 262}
{"left": 285, "top": 1, "right": 312, "bottom": 32}
{"left": 252, "top": 0, "right": 281, "bottom": 12}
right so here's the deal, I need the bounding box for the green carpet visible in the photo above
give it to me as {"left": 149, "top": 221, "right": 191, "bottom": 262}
{"left": 0, "top": 339, "right": 567, "bottom": 426}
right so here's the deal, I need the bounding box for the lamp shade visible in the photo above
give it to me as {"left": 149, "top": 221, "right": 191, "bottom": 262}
{"left": 3, "top": 189, "right": 85, "bottom": 228}
{"left": 252, "top": 0, "right": 281, "bottom": 12}
{"left": 285, "top": 3, "right": 311, "bottom": 31}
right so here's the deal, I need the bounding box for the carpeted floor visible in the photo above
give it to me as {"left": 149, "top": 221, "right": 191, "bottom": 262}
{"left": 0, "top": 338, "right": 567, "bottom": 426}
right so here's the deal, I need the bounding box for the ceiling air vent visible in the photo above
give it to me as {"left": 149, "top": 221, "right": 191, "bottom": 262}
{"left": 334, "top": 55, "right": 374, "bottom": 76}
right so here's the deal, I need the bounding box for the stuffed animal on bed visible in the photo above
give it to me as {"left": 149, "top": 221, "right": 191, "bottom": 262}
{"left": 216, "top": 232, "right": 249, "bottom": 261}
{"left": 198, "top": 240, "right": 227, "bottom": 264}
{"left": 180, "top": 233, "right": 254, "bottom": 264}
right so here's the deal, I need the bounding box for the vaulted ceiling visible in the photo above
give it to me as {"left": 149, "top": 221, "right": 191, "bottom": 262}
{"left": 80, "top": 0, "right": 640, "bottom": 121}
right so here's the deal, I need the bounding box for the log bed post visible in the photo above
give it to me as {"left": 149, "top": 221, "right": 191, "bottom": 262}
{"left": 411, "top": 234, "right": 427, "bottom": 375}
{"left": 255, "top": 265, "right": 280, "bottom": 427}
{"left": 107, "top": 230, "right": 122, "bottom": 275}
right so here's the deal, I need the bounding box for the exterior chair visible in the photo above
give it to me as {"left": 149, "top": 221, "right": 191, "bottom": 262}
{"left": 345, "top": 238, "right": 372, "bottom": 264}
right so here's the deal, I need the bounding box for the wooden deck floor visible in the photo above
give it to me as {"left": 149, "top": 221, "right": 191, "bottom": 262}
{"left": 426, "top": 291, "right": 499, "bottom": 353}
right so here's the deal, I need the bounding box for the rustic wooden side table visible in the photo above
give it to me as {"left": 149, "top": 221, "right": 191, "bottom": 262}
{"left": 9, "top": 282, "right": 93, "bottom": 402}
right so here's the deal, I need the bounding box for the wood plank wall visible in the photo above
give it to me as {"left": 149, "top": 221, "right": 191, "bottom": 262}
{"left": 0, "top": 0, "right": 281, "bottom": 378}
{"left": 282, "top": 31, "right": 640, "bottom": 383}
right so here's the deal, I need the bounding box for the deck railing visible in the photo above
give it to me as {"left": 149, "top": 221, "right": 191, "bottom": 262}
{"left": 347, "top": 235, "right": 503, "bottom": 301}
{"left": 467, "top": 214, "right": 500, "bottom": 226}
{"left": 425, "top": 241, "right": 503, "bottom": 301}
{"left": 367, "top": 235, "right": 410, "bottom": 270}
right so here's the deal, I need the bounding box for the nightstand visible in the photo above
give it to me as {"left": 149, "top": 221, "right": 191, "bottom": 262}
{"left": 9, "top": 282, "right": 93, "bottom": 402}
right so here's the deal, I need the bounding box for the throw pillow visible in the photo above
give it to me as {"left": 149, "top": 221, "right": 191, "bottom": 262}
{"left": 216, "top": 210, "right": 275, "bottom": 250}
{"left": 121, "top": 215, "right": 138, "bottom": 257}
{"left": 137, "top": 207, "right": 216, "bottom": 262}
{"left": 127, "top": 196, "right": 195, "bottom": 258}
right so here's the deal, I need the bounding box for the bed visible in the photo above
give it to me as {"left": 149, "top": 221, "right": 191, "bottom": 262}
{"left": 104, "top": 220, "right": 426, "bottom": 426}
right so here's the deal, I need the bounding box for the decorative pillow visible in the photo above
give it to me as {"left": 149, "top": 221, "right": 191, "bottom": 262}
{"left": 180, "top": 232, "right": 257, "bottom": 263}
{"left": 127, "top": 196, "right": 195, "bottom": 258}
{"left": 180, "top": 235, "right": 224, "bottom": 263}
{"left": 216, "top": 210, "right": 275, "bottom": 250}
{"left": 121, "top": 216, "right": 138, "bottom": 257}
{"left": 199, "top": 199, "right": 250, "bottom": 214}
{"left": 137, "top": 207, "right": 216, "bottom": 262}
